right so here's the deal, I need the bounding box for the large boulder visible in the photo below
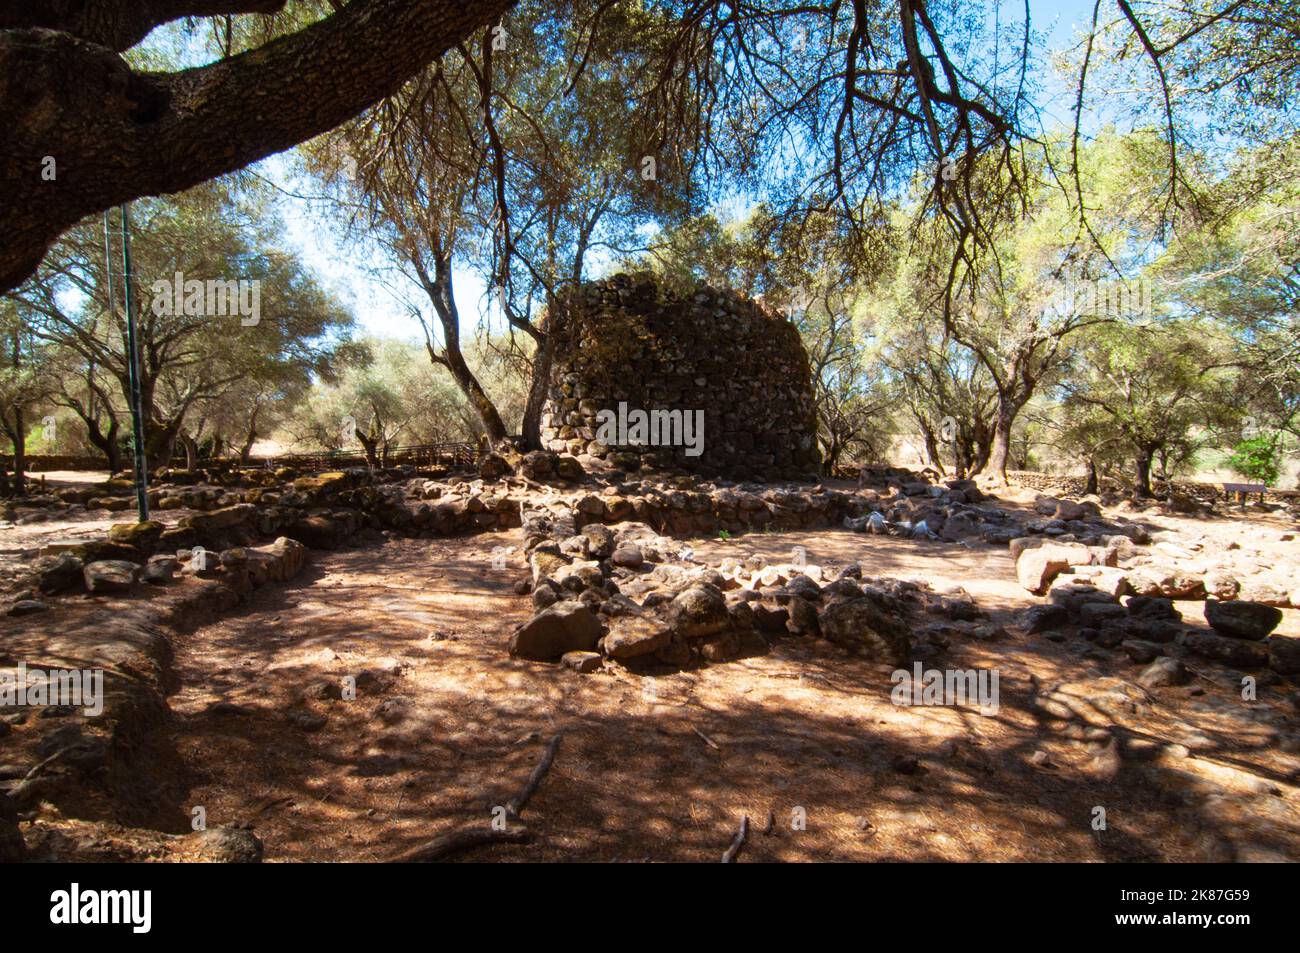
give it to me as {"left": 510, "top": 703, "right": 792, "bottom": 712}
{"left": 1204, "top": 600, "right": 1282, "bottom": 641}
{"left": 179, "top": 503, "right": 256, "bottom": 533}
{"left": 1016, "top": 544, "right": 1082, "bottom": 594}
{"left": 83, "top": 559, "right": 140, "bottom": 593}
{"left": 669, "top": 585, "right": 729, "bottom": 639}
{"left": 107, "top": 520, "right": 164, "bottom": 549}
{"left": 602, "top": 616, "right": 671, "bottom": 660}
{"left": 817, "top": 596, "right": 910, "bottom": 665}
{"left": 1269, "top": 636, "right": 1300, "bottom": 676}
{"left": 31, "top": 553, "right": 85, "bottom": 593}
{"left": 509, "top": 601, "right": 602, "bottom": 661}
{"left": 1183, "top": 631, "right": 1270, "bottom": 668}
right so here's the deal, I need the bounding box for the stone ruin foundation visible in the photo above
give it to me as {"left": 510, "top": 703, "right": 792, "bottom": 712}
{"left": 538, "top": 273, "right": 821, "bottom": 480}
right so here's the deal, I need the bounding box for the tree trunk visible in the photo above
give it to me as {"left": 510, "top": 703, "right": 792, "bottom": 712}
{"left": 983, "top": 402, "right": 1018, "bottom": 485}
{"left": 80, "top": 413, "right": 121, "bottom": 472}
{"left": 239, "top": 408, "right": 261, "bottom": 463}
{"left": 357, "top": 431, "right": 380, "bottom": 469}
{"left": 1134, "top": 450, "right": 1155, "bottom": 498}
{"left": 1084, "top": 457, "right": 1098, "bottom": 495}
{"left": 419, "top": 253, "right": 509, "bottom": 445}
{"left": 145, "top": 418, "right": 181, "bottom": 470}
{"left": 8, "top": 411, "right": 25, "bottom": 496}
{"left": 919, "top": 424, "right": 943, "bottom": 476}
{"left": 522, "top": 331, "right": 555, "bottom": 450}
{"left": 1, "top": 0, "right": 516, "bottom": 293}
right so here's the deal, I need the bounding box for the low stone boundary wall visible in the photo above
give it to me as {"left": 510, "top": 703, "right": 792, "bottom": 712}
{"left": 1005, "top": 470, "right": 1298, "bottom": 505}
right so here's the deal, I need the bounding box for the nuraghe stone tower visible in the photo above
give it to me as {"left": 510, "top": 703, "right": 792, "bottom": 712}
{"left": 538, "top": 273, "right": 821, "bottom": 479}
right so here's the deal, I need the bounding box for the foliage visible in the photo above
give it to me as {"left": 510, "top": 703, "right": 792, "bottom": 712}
{"left": 1227, "top": 436, "right": 1281, "bottom": 486}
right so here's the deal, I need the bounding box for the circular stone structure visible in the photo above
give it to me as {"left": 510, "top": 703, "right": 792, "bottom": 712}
{"left": 538, "top": 273, "right": 821, "bottom": 479}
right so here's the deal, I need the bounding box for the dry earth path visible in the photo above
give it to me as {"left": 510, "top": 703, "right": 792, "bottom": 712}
{"left": 162, "top": 529, "right": 1300, "bottom": 862}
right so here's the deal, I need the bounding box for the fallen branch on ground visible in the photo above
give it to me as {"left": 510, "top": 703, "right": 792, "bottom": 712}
{"left": 722, "top": 815, "right": 750, "bottom": 863}
{"left": 389, "top": 733, "right": 562, "bottom": 863}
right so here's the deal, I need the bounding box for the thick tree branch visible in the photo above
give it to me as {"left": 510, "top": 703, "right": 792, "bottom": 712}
{"left": 0, "top": 0, "right": 515, "bottom": 293}
{"left": 0, "top": 0, "right": 288, "bottom": 52}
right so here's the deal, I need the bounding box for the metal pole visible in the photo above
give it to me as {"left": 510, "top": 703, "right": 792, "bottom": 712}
{"left": 119, "top": 204, "right": 150, "bottom": 522}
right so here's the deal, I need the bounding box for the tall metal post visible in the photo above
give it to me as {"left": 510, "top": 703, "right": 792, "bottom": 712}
{"left": 119, "top": 204, "right": 150, "bottom": 522}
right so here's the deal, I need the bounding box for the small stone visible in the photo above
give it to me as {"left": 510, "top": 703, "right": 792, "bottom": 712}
{"left": 610, "top": 544, "right": 644, "bottom": 569}
{"left": 288, "top": 710, "right": 327, "bottom": 732}
{"left": 1121, "top": 640, "right": 1162, "bottom": 664}
{"left": 7, "top": 599, "right": 48, "bottom": 617}
{"left": 561, "top": 651, "right": 602, "bottom": 673}
{"left": 142, "top": 555, "right": 179, "bottom": 585}
{"left": 891, "top": 754, "right": 921, "bottom": 775}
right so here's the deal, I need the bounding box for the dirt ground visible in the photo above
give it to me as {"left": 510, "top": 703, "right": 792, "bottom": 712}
{"left": 7, "top": 475, "right": 1299, "bottom": 862}
{"left": 137, "top": 520, "right": 1299, "bottom": 862}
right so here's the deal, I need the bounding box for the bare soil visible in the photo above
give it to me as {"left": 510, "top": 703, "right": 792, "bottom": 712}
{"left": 9, "top": 478, "right": 1299, "bottom": 862}
{"left": 142, "top": 522, "right": 1300, "bottom": 862}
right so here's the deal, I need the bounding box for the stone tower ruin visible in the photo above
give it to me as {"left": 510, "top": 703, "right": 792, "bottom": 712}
{"left": 538, "top": 273, "right": 821, "bottom": 479}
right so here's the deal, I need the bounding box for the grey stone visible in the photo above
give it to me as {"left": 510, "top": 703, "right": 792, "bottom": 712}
{"left": 1204, "top": 600, "right": 1282, "bottom": 641}
{"left": 83, "top": 559, "right": 140, "bottom": 593}
{"left": 510, "top": 601, "right": 603, "bottom": 660}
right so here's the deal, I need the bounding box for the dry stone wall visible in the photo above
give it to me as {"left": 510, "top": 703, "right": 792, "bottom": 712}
{"left": 539, "top": 274, "right": 821, "bottom": 479}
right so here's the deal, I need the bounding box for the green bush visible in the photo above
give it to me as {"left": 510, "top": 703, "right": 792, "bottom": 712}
{"left": 1226, "top": 435, "right": 1280, "bottom": 485}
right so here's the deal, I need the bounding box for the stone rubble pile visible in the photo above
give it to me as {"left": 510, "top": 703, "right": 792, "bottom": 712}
{"left": 1012, "top": 492, "right": 1300, "bottom": 610}
{"left": 504, "top": 494, "right": 962, "bottom": 674}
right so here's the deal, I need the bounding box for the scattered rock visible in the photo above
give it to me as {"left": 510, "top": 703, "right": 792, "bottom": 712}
{"left": 187, "top": 826, "right": 264, "bottom": 863}
{"left": 31, "top": 553, "right": 84, "bottom": 594}
{"left": 669, "top": 585, "right": 729, "bottom": 639}
{"left": 510, "top": 600, "right": 603, "bottom": 660}
{"left": 818, "top": 597, "right": 910, "bottom": 665}
{"left": 142, "top": 555, "right": 179, "bottom": 585}
{"left": 561, "top": 651, "right": 603, "bottom": 673}
{"left": 610, "top": 543, "right": 644, "bottom": 568}
{"left": 1022, "top": 604, "right": 1068, "bottom": 634}
{"left": 1204, "top": 600, "right": 1282, "bottom": 641}
{"left": 83, "top": 559, "right": 140, "bottom": 593}
{"left": 1268, "top": 636, "right": 1300, "bottom": 676}
{"left": 1137, "top": 656, "right": 1188, "bottom": 689}
{"left": 1184, "top": 631, "right": 1270, "bottom": 668}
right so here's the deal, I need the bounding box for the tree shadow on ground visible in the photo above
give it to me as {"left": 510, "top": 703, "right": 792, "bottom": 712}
{"left": 142, "top": 537, "right": 1299, "bottom": 863}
